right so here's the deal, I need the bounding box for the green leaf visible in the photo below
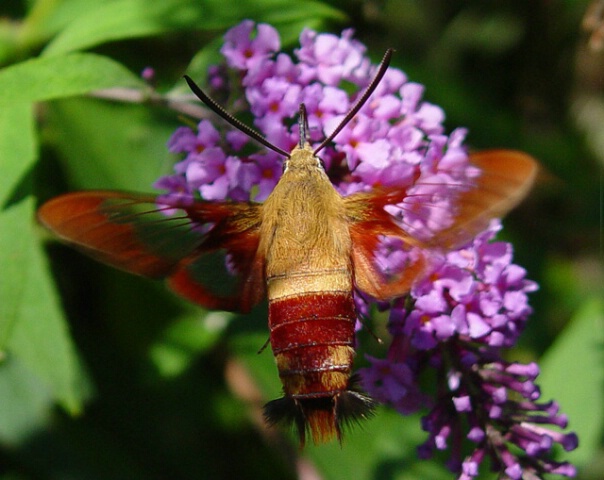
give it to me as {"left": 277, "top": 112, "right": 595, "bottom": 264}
{"left": 46, "top": 96, "right": 178, "bottom": 190}
{"left": 0, "top": 52, "right": 142, "bottom": 104}
{"left": 150, "top": 310, "right": 233, "bottom": 378}
{"left": 6, "top": 237, "right": 91, "bottom": 414}
{"left": 43, "top": 0, "right": 345, "bottom": 56}
{"left": 0, "top": 103, "right": 35, "bottom": 345}
{"left": 0, "top": 355, "right": 54, "bottom": 445}
{"left": 538, "top": 299, "right": 604, "bottom": 466}
{"left": 18, "top": 0, "right": 105, "bottom": 53}
{"left": 0, "top": 102, "right": 88, "bottom": 416}
{"left": 42, "top": 0, "right": 205, "bottom": 56}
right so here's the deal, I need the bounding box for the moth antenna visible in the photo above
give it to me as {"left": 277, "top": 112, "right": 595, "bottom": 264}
{"left": 314, "top": 48, "right": 394, "bottom": 155}
{"left": 183, "top": 75, "right": 290, "bottom": 158}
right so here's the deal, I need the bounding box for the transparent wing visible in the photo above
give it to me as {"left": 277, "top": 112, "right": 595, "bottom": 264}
{"left": 38, "top": 191, "right": 265, "bottom": 312}
{"left": 345, "top": 150, "right": 537, "bottom": 300}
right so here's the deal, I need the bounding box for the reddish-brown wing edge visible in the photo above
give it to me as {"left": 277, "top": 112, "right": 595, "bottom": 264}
{"left": 424, "top": 150, "right": 538, "bottom": 250}
{"left": 39, "top": 191, "right": 175, "bottom": 277}
{"left": 38, "top": 191, "right": 265, "bottom": 312}
{"left": 345, "top": 193, "right": 428, "bottom": 300}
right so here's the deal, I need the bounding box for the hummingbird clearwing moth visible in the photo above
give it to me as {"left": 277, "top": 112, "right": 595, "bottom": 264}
{"left": 37, "top": 49, "right": 538, "bottom": 446}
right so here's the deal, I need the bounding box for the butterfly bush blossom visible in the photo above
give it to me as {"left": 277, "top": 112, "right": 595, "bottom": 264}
{"left": 157, "top": 20, "right": 578, "bottom": 479}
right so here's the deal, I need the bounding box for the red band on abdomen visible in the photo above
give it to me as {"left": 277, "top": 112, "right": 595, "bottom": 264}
{"left": 268, "top": 292, "right": 357, "bottom": 398}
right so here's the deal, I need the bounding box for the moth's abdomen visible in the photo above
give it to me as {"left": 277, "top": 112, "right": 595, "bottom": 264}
{"left": 270, "top": 291, "right": 356, "bottom": 397}
{"left": 264, "top": 274, "right": 374, "bottom": 445}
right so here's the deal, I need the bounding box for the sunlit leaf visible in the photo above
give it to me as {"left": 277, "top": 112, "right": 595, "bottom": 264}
{"left": 0, "top": 103, "right": 89, "bottom": 416}
{"left": 43, "top": 0, "right": 345, "bottom": 56}
{"left": 539, "top": 299, "right": 604, "bottom": 466}
{"left": 0, "top": 103, "right": 35, "bottom": 345}
{"left": 0, "top": 52, "right": 141, "bottom": 104}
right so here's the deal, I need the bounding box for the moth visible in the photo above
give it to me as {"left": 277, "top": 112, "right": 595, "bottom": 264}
{"left": 38, "top": 50, "right": 537, "bottom": 446}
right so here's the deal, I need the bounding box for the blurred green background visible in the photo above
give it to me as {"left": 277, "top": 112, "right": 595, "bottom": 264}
{"left": 0, "top": 1, "right": 602, "bottom": 479}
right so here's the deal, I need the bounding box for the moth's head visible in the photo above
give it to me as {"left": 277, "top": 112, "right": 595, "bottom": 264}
{"left": 283, "top": 143, "right": 324, "bottom": 173}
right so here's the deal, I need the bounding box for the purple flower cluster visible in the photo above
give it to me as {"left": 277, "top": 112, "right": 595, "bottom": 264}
{"left": 361, "top": 222, "right": 577, "bottom": 478}
{"left": 157, "top": 20, "right": 578, "bottom": 479}
{"left": 157, "top": 20, "right": 471, "bottom": 208}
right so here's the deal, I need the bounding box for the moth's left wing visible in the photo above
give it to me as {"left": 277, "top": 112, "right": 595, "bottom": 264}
{"left": 38, "top": 191, "right": 265, "bottom": 312}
